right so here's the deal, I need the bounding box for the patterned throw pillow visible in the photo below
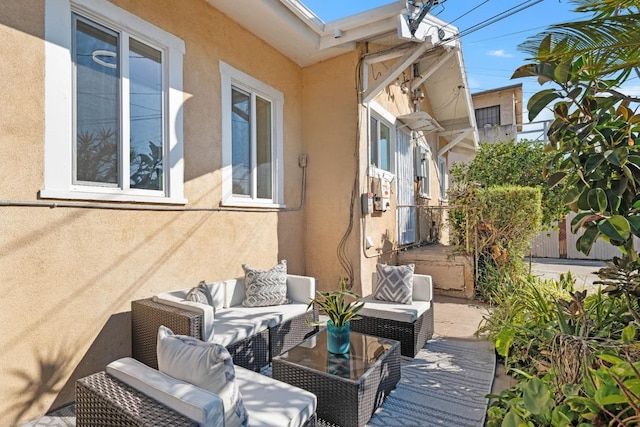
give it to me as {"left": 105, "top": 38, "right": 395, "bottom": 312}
{"left": 157, "top": 326, "right": 249, "bottom": 427}
{"left": 374, "top": 263, "right": 415, "bottom": 304}
{"left": 185, "top": 280, "right": 215, "bottom": 307}
{"left": 241, "top": 260, "right": 288, "bottom": 307}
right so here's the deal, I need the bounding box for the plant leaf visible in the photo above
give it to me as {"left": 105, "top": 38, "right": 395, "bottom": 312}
{"left": 522, "top": 377, "right": 552, "bottom": 415}
{"left": 597, "top": 215, "right": 630, "bottom": 242}
{"left": 528, "top": 89, "right": 561, "bottom": 121}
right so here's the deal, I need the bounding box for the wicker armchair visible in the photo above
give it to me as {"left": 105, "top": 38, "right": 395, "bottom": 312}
{"left": 76, "top": 358, "right": 318, "bottom": 427}
{"left": 350, "top": 272, "right": 434, "bottom": 357}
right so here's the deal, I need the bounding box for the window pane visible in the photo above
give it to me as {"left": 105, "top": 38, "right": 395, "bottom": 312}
{"left": 439, "top": 159, "right": 447, "bottom": 197}
{"left": 370, "top": 116, "right": 378, "bottom": 167}
{"left": 380, "top": 122, "right": 390, "bottom": 171}
{"left": 74, "top": 18, "right": 119, "bottom": 185}
{"left": 129, "top": 39, "right": 163, "bottom": 191}
{"left": 475, "top": 105, "right": 500, "bottom": 127}
{"left": 231, "top": 87, "right": 251, "bottom": 196}
{"left": 256, "top": 96, "right": 272, "bottom": 199}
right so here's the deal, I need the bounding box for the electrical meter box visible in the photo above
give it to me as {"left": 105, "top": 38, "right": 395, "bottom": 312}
{"left": 372, "top": 177, "right": 391, "bottom": 212}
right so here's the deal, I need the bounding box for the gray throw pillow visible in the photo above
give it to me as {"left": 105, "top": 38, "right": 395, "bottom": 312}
{"left": 242, "top": 260, "right": 288, "bottom": 307}
{"left": 374, "top": 263, "right": 414, "bottom": 304}
{"left": 185, "top": 280, "right": 215, "bottom": 308}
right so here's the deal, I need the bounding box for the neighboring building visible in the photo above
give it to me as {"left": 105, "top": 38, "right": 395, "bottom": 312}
{"left": 448, "top": 83, "right": 523, "bottom": 183}
{"left": 472, "top": 83, "right": 523, "bottom": 143}
{"left": 0, "top": 0, "right": 477, "bottom": 422}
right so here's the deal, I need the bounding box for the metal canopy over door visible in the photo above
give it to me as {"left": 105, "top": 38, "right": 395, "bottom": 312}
{"left": 396, "top": 128, "right": 417, "bottom": 245}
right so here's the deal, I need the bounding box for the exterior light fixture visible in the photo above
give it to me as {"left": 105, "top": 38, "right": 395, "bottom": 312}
{"left": 412, "top": 89, "right": 425, "bottom": 103}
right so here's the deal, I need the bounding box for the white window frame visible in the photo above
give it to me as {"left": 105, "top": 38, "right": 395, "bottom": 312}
{"left": 43, "top": 0, "right": 186, "bottom": 204}
{"left": 438, "top": 156, "right": 448, "bottom": 201}
{"left": 415, "top": 140, "right": 431, "bottom": 199}
{"left": 368, "top": 101, "right": 396, "bottom": 180}
{"left": 220, "top": 61, "right": 284, "bottom": 208}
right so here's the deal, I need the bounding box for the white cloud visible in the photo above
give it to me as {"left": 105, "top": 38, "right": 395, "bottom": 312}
{"left": 487, "top": 49, "right": 513, "bottom": 58}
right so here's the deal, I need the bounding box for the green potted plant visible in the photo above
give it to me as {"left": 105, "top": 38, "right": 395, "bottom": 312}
{"left": 307, "top": 277, "right": 364, "bottom": 354}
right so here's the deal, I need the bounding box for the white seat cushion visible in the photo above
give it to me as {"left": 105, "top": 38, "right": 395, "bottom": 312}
{"left": 106, "top": 357, "right": 224, "bottom": 426}
{"left": 358, "top": 295, "right": 431, "bottom": 323}
{"left": 211, "top": 303, "right": 308, "bottom": 347}
{"left": 235, "top": 366, "right": 316, "bottom": 427}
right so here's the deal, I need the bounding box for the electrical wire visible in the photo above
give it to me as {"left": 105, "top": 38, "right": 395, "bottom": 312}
{"left": 335, "top": 55, "right": 366, "bottom": 288}
{"left": 446, "top": 0, "right": 491, "bottom": 27}
{"left": 454, "top": 0, "right": 544, "bottom": 39}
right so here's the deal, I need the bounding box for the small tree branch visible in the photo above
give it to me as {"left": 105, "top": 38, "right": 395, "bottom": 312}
{"left": 595, "top": 88, "right": 640, "bottom": 103}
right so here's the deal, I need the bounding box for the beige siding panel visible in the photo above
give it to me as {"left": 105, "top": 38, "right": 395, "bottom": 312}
{"left": 530, "top": 227, "right": 560, "bottom": 258}
{"left": 532, "top": 213, "right": 637, "bottom": 260}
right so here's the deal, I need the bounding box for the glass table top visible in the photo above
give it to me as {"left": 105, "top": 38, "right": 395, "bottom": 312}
{"left": 274, "top": 330, "right": 398, "bottom": 380}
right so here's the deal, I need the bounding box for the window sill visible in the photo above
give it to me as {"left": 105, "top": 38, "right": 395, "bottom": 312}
{"left": 39, "top": 189, "right": 188, "bottom": 205}
{"left": 367, "top": 166, "right": 395, "bottom": 182}
{"left": 220, "top": 198, "right": 284, "bottom": 209}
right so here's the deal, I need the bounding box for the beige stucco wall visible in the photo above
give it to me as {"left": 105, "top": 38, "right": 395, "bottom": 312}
{"left": 0, "top": 0, "right": 306, "bottom": 423}
{"left": 357, "top": 62, "right": 447, "bottom": 295}
{"left": 473, "top": 89, "right": 518, "bottom": 129}
{"left": 302, "top": 51, "right": 363, "bottom": 293}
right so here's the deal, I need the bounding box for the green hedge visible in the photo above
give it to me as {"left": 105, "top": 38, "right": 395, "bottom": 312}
{"left": 452, "top": 185, "right": 542, "bottom": 298}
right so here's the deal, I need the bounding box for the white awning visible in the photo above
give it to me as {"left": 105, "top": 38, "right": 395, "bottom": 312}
{"left": 397, "top": 111, "right": 443, "bottom": 133}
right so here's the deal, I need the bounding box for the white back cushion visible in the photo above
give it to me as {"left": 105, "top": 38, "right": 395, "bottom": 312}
{"left": 106, "top": 357, "right": 224, "bottom": 426}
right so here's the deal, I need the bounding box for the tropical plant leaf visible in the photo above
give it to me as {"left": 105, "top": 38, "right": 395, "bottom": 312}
{"left": 587, "top": 188, "right": 608, "bottom": 212}
{"left": 522, "top": 378, "right": 552, "bottom": 415}
{"left": 597, "top": 215, "right": 630, "bottom": 242}
{"left": 577, "top": 226, "right": 599, "bottom": 255}
{"left": 528, "top": 89, "right": 561, "bottom": 121}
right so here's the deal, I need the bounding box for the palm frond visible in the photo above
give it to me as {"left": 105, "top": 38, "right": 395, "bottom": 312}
{"left": 519, "top": 14, "right": 640, "bottom": 61}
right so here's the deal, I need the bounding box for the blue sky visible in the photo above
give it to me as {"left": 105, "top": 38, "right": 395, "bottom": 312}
{"left": 302, "top": 0, "right": 586, "bottom": 130}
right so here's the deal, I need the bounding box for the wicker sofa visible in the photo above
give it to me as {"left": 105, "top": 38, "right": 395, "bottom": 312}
{"left": 76, "top": 356, "right": 317, "bottom": 427}
{"left": 132, "top": 274, "right": 319, "bottom": 371}
{"left": 350, "top": 272, "right": 434, "bottom": 357}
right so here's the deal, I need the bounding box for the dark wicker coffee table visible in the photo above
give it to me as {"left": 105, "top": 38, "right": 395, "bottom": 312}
{"left": 272, "top": 330, "right": 400, "bottom": 427}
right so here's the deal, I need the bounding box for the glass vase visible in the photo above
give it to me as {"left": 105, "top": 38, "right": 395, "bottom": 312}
{"left": 326, "top": 320, "right": 350, "bottom": 354}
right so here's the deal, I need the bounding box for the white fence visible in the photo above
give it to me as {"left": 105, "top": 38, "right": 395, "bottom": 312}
{"left": 530, "top": 212, "right": 633, "bottom": 260}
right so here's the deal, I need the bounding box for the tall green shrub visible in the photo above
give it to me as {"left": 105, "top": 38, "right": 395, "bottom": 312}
{"left": 451, "top": 140, "right": 565, "bottom": 228}
{"left": 453, "top": 185, "right": 542, "bottom": 298}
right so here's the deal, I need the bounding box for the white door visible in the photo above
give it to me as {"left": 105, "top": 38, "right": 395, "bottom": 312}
{"left": 396, "top": 128, "right": 416, "bottom": 245}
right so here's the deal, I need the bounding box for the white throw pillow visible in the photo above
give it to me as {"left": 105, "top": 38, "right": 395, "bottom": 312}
{"left": 157, "top": 326, "right": 249, "bottom": 427}
{"left": 374, "top": 263, "right": 414, "bottom": 304}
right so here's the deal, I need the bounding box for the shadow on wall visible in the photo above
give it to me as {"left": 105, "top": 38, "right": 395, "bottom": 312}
{"left": 8, "top": 312, "right": 130, "bottom": 425}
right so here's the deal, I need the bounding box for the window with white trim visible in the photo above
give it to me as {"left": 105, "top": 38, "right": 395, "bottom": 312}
{"left": 438, "top": 156, "right": 448, "bottom": 200}
{"left": 220, "top": 62, "right": 284, "bottom": 207}
{"left": 370, "top": 115, "right": 392, "bottom": 172}
{"left": 415, "top": 144, "right": 431, "bottom": 198}
{"left": 43, "top": 0, "right": 186, "bottom": 204}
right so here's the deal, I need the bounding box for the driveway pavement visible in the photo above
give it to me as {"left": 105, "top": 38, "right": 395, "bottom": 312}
{"left": 526, "top": 257, "right": 606, "bottom": 293}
